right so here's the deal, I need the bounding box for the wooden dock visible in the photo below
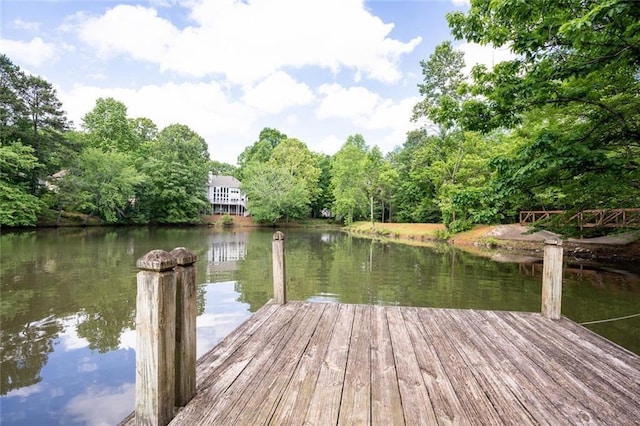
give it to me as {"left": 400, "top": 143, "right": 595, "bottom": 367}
{"left": 123, "top": 301, "right": 640, "bottom": 425}
{"left": 122, "top": 236, "right": 640, "bottom": 425}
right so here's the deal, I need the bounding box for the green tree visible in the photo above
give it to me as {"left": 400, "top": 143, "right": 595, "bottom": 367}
{"left": 236, "top": 127, "right": 288, "bottom": 179}
{"left": 447, "top": 0, "right": 640, "bottom": 213}
{"left": 210, "top": 160, "right": 237, "bottom": 176}
{"left": 241, "top": 162, "right": 310, "bottom": 223}
{"left": 1, "top": 55, "right": 74, "bottom": 194}
{"left": 388, "top": 130, "right": 440, "bottom": 223}
{"left": 270, "top": 138, "right": 321, "bottom": 206}
{"left": 412, "top": 41, "right": 468, "bottom": 135}
{"left": 0, "top": 142, "right": 44, "bottom": 226}
{"left": 310, "top": 153, "right": 334, "bottom": 218}
{"left": 331, "top": 134, "right": 369, "bottom": 225}
{"left": 57, "top": 148, "right": 144, "bottom": 223}
{"left": 82, "top": 98, "right": 137, "bottom": 153}
{"left": 135, "top": 124, "right": 210, "bottom": 223}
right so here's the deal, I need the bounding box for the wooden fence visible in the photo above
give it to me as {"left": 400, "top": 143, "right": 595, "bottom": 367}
{"left": 519, "top": 208, "right": 640, "bottom": 228}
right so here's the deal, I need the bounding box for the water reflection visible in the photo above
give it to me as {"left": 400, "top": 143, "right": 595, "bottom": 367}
{"left": 1, "top": 228, "right": 639, "bottom": 425}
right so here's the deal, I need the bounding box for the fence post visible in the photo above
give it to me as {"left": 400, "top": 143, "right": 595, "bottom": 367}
{"left": 170, "top": 247, "right": 197, "bottom": 407}
{"left": 272, "top": 231, "right": 286, "bottom": 304}
{"left": 542, "top": 240, "right": 563, "bottom": 319}
{"left": 135, "top": 250, "right": 177, "bottom": 426}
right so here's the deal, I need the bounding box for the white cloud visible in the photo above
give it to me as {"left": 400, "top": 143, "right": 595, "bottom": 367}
{"left": 312, "top": 134, "right": 344, "bottom": 156}
{"left": 13, "top": 19, "right": 40, "bottom": 31}
{"left": 64, "top": 383, "right": 135, "bottom": 426}
{"left": 0, "top": 37, "right": 58, "bottom": 67}
{"left": 76, "top": 5, "right": 178, "bottom": 61}
{"left": 71, "top": 0, "right": 421, "bottom": 84}
{"left": 242, "top": 71, "right": 314, "bottom": 114}
{"left": 317, "top": 84, "right": 381, "bottom": 119}
{"left": 456, "top": 42, "right": 516, "bottom": 75}
{"left": 5, "top": 383, "right": 44, "bottom": 398}
{"left": 451, "top": 0, "right": 471, "bottom": 7}
{"left": 59, "top": 80, "right": 257, "bottom": 163}
{"left": 314, "top": 83, "right": 419, "bottom": 153}
{"left": 57, "top": 316, "right": 90, "bottom": 351}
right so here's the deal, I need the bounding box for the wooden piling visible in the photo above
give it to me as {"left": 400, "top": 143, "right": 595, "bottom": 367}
{"left": 170, "top": 247, "right": 197, "bottom": 407}
{"left": 541, "top": 240, "right": 563, "bottom": 319}
{"left": 135, "top": 250, "right": 177, "bottom": 426}
{"left": 272, "top": 231, "right": 286, "bottom": 304}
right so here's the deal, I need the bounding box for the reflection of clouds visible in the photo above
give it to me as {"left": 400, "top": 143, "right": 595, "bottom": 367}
{"left": 196, "top": 311, "right": 251, "bottom": 357}
{"left": 118, "top": 328, "right": 136, "bottom": 351}
{"left": 64, "top": 383, "right": 135, "bottom": 426}
{"left": 5, "top": 382, "right": 43, "bottom": 398}
{"left": 57, "top": 315, "right": 89, "bottom": 351}
{"left": 196, "top": 282, "right": 251, "bottom": 357}
{"left": 78, "top": 361, "right": 97, "bottom": 373}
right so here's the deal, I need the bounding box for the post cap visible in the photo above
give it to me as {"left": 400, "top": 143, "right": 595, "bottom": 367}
{"left": 544, "top": 239, "right": 563, "bottom": 246}
{"left": 136, "top": 249, "right": 177, "bottom": 271}
{"left": 170, "top": 247, "right": 197, "bottom": 266}
{"left": 273, "top": 231, "right": 285, "bottom": 241}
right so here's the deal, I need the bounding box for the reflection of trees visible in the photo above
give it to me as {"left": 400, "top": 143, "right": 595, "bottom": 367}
{"left": 1, "top": 227, "right": 214, "bottom": 395}
{"left": 0, "top": 308, "right": 62, "bottom": 395}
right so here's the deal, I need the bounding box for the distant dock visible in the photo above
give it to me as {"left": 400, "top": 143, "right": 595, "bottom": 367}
{"left": 121, "top": 234, "right": 640, "bottom": 425}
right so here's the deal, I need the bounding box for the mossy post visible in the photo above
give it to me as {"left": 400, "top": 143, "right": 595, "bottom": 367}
{"left": 170, "top": 247, "right": 197, "bottom": 407}
{"left": 273, "top": 231, "right": 286, "bottom": 304}
{"left": 135, "top": 250, "right": 177, "bottom": 426}
{"left": 542, "top": 240, "right": 563, "bottom": 319}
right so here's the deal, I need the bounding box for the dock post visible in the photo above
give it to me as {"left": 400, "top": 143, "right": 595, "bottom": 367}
{"left": 542, "top": 240, "right": 563, "bottom": 319}
{"left": 170, "top": 247, "right": 197, "bottom": 407}
{"left": 273, "top": 231, "right": 286, "bottom": 304}
{"left": 135, "top": 250, "right": 177, "bottom": 426}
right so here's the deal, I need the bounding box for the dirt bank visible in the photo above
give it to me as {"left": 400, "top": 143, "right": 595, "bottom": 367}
{"left": 348, "top": 222, "right": 640, "bottom": 263}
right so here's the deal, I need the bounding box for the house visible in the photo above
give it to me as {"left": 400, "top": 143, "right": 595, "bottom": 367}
{"left": 207, "top": 174, "right": 249, "bottom": 216}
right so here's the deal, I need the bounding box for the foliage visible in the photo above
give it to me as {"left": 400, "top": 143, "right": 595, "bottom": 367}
{"left": 82, "top": 98, "right": 137, "bottom": 153}
{"left": 221, "top": 213, "right": 234, "bottom": 226}
{"left": 330, "top": 134, "right": 369, "bottom": 225}
{"left": 270, "top": 137, "right": 322, "bottom": 205}
{"left": 0, "top": 142, "right": 44, "bottom": 226}
{"left": 210, "top": 160, "right": 237, "bottom": 177}
{"left": 135, "top": 124, "right": 210, "bottom": 224}
{"left": 241, "top": 162, "right": 310, "bottom": 223}
{"left": 310, "top": 153, "right": 334, "bottom": 218}
{"left": 445, "top": 0, "right": 640, "bottom": 216}
{"left": 1, "top": 54, "right": 74, "bottom": 199}
{"left": 388, "top": 130, "right": 441, "bottom": 223}
{"left": 236, "top": 127, "right": 287, "bottom": 179}
{"left": 57, "top": 148, "right": 144, "bottom": 223}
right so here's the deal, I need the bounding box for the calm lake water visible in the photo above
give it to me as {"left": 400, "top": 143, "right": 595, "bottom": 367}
{"left": 1, "top": 227, "right": 639, "bottom": 425}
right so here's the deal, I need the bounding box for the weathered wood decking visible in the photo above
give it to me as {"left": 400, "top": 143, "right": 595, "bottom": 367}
{"left": 127, "top": 301, "right": 640, "bottom": 425}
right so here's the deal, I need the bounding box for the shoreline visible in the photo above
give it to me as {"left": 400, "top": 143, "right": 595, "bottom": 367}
{"left": 345, "top": 222, "right": 640, "bottom": 264}
{"left": 10, "top": 214, "right": 640, "bottom": 263}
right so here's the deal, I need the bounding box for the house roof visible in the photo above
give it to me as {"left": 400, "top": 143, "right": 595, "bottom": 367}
{"left": 209, "top": 174, "right": 242, "bottom": 188}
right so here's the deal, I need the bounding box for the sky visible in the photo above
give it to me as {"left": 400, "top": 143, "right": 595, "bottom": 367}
{"left": 1, "top": 0, "right": 511, "bottom": 165}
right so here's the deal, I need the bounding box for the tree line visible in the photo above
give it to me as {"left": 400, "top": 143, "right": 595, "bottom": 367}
{"left": 2, "top": 0, "right": 638, "bottom": 230}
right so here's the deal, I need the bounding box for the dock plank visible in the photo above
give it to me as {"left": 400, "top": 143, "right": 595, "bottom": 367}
{"left": 338, "top": 304, "right": 371, "bottom": 425}
{"left": 386, "top": 306, "right": 439, "bottom": 425}
{"left": 370, "top": 305, "right": 404, "bottom": 425}
{"left": 269, "top": 303, "right": 340, "bottom": 425}
{"left": 488, "top": 310, "right": 617, "bottom": 424}
{"left": 463, "top": 309, "right": 591, "bottom": 424}
{"left": 499, "top": 311, "right": 640, "bottom": 419}
{"left": 416, "top": 308, "right": 503, "bottom": 425}
{"left": 303, "top": 303, "right": 355, "bottom": 426}
{"left": 401, "top": 307, "right": 465, "bottom": 425}
{"left": 434, "top": 309, "right": 538, "bottom": 425}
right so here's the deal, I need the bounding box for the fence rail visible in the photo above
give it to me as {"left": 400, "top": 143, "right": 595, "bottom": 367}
{"left": 519, "top": 208, "right": 640, "bottom": 228}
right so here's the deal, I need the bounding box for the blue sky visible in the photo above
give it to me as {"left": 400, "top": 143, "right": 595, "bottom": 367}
{"left": 1, "top": 0, "right": 509, "bottom": 165}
